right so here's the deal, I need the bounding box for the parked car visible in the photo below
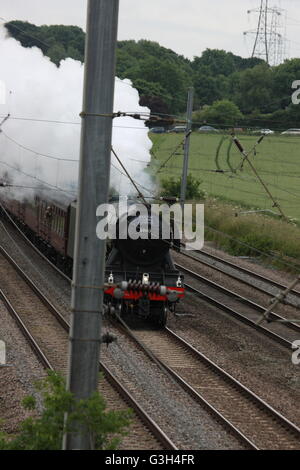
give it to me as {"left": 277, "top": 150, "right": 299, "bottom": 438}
{"left": 252, "top": 128, "right": 274, "bottom": 135}
{"left": 169, "top": 126, "right": 187, "bottom": 133}
{"left": 149, "top": 127, "right": 166, "bottom": 134}
{"left": 281, "top": 128, "right": 300, "bottom": 135}
{"left": 198, "top": 125, "right": 219, "bottom": 133}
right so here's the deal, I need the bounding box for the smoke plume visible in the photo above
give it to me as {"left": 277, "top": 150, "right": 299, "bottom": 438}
{"left": 0, "top": 26, "right": 153, "bottom": 204}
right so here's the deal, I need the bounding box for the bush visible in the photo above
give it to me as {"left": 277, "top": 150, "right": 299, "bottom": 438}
{"left": 161, "top": 174, "right": 206, "bottom": 200}
{"left": 0, "top": 371, "right": 132, "bottom": 450}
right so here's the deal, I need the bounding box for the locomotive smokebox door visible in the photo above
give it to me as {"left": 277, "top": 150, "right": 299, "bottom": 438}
{"left": 138, "top": 298, "right": 150, "bottom": 318}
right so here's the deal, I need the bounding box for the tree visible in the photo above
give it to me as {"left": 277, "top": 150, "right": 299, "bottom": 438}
{"left": 231, "top": 63, "right": 274, "bottom": 114}
{"left": 47, "top": 44, "right": 67, "bottom": 66}
{"left": 0, "top": 371, "right": 132, "bottom": 450}
{"left": 193, "top": 67, "right": 228, "bottom": 106}
{"left": 8, "top": 20, "right": 300, "bottom": 123}
{"left": 133, "top": 78, "right": 172, "bottom": 111}
{"left": 192, "top": 49, "right": 264, "bottom": 76}
{"left": 192, "top": 49, "right": 236, "bottom": 76}
{"left": 198, "top": 99, "right": 243, "bottom": 126}
{"left": 131, "top": 56, "right": 190, "bottom": 114}
{"left": 272, "top": 59, "right": 300, "bottom": 110}
{"left": 5, "top": 21, "right": 85, "bottom": 64}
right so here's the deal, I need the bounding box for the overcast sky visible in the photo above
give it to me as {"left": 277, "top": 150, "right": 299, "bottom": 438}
{"left": 1, "top": 0, "right": 300, "bottom": 61}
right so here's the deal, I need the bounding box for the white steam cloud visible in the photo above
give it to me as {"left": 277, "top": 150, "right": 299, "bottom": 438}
{"left": 0, "top": 26, "right": 153, "bottom": 203}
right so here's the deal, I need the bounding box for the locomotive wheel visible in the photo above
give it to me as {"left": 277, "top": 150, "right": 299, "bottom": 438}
{"left": 152, "top": 304, "right": 168, "bottom": 328}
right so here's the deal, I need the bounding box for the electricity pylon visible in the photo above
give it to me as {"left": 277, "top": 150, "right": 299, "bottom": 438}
{"left": 244, "top": 0, "right": 287, "bottom": 66}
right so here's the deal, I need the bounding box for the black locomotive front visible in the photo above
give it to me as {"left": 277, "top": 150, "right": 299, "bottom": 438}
{"left": 104, "top": 202, "right": 184, "bottom": 327}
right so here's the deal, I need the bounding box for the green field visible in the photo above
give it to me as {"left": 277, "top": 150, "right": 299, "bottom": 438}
{"left": 149, "top": 133, "right": 300, "bottom": 221}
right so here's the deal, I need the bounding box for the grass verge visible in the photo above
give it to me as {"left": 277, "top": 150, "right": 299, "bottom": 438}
{"left": 203, "top": 198, "right": 300, "bottom": 274}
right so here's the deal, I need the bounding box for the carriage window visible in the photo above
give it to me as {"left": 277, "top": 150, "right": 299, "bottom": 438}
{"left": 51, "top": 210, "right": 55, "bottom": 232}
{"left": 55, "top": 210, "right": 59, "bottom": 234}
{"left": 51, "top": 207, "right": 58, "bottom": 233}
{"left": 61, "top": 215, "right": 65, "bottom": 237}
{"left": 60, "top": 215, "right": 63, "bottom": 236}
{"left": 49, "top": 208, "right": 65, "bottom": 237}
{"left": 58, "top": 212, "right": 65, "bottom": 237}
{"left": 56, "top": 213, "right": 60, "bottom": 235}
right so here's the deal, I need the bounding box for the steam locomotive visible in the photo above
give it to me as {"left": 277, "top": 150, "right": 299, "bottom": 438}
{"left": 0, "top": 193, "right": 184, "bottom": 327}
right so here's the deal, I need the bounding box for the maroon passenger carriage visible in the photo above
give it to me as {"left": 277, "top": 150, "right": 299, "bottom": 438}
{"left": 1, "top": 194, "right": 74, "bottom": 274}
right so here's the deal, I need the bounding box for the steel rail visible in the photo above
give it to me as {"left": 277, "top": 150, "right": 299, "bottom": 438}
{"left": 165, "top": 328, "right": 300, "bottom": 441}
{"left": 176, "top": 262, "right": 299, "bottom": 349}
{"left": 0, "top": 243, "right": 176, "bottom": 450}
{"left": 1, "top": 213, "right": 299, "bottom": 448}
{"left": 180, "top": 244, "right": 300, "bottom": 307}
{"left": 115, "top": 320, "right": 300, "bottom": 450}
{"left": 114, "top": 319, "right": 258, "bottom": 450}
{"left": 177, "top": 262, "right": 300, "bottom": 332}
{"left": 0, "top": 287, "right": 54, "bottom": 370}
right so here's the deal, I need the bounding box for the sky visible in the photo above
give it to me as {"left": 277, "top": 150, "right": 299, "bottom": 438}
{"left": 0, "top": 0, "right": 300, "bottom": 61}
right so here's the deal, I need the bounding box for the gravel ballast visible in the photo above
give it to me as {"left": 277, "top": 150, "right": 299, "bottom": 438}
{"left": 0, "top": 220, "right": 299, "bottom": 447}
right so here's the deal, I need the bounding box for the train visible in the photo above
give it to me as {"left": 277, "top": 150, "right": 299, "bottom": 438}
{"left": 0, "top": 192, "right": 184, "bottom": 327}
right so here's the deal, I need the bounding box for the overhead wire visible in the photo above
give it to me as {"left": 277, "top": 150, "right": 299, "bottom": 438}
{"left": 153, "top": 129, "right": 299, "bottom": 219}
{"left": 154, "top": 136, "right": 186, "bottom": 175}
{"left": 2, "top": 17, "right": 299, "bottom": 275}
{"left": 1, "top": 107, "right": 300, "bottom": 131}
{"left": 111, "top": 146, "right": 149, "bottom": 204}
{"left": 0, "top": 26, "right": 298, "bottom": 204}
{"left": 0, "top": 15, "right": 298, "bottom": 132}
{"left": 0, "top": 160, "right": 77, "bottom": 196}
{"left": 122, "top": 132, "right": 300, "bottom": 271}
{"left": 1, "top": 123, "right": 299, "bottom": 274}
{"left": 0, "top": 16, "right": 51, "bottom": 49}
{"left": 1, "top": 130, "right": 79, "bottom": 162}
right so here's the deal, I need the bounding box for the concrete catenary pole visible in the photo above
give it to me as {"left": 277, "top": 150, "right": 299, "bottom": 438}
{"left": 180, "top": 87, "right": 194, "bottom": 209}
{"left": 63, "top": 0, "right": 119, "bottom": 450}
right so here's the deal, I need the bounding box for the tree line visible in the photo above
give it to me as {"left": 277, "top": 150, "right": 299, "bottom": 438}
{"left": 5, "top": 20, "right": 300, "bottom": 130}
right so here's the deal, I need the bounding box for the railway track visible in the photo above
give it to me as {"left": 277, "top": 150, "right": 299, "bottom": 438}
{"left": 116, "top": 321, "right": 300, "bottom": 450}
{"left": 1, "top": 216, "right": 299, "bottom": 449}
{"left": 180, "top": 244, "right": 300, "bottom": 309}
{"left": 175, "top": 261, "right": 300, "bottom": 350}
{"left": 0, "top": 244, "right": 176, "bottom": 450}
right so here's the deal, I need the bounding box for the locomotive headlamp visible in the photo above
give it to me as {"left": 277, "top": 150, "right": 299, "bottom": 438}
{"left": 120, "top": 281, "right": 128, "bottom": 291}
{"left": 160, "top": 286, "right": 167, "bottom": 296}
{"left": 113, "top": 288, "right": 125, "bottom": 300}
{"left": 167, "top": 290, "right": 178, "bottom": 303}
